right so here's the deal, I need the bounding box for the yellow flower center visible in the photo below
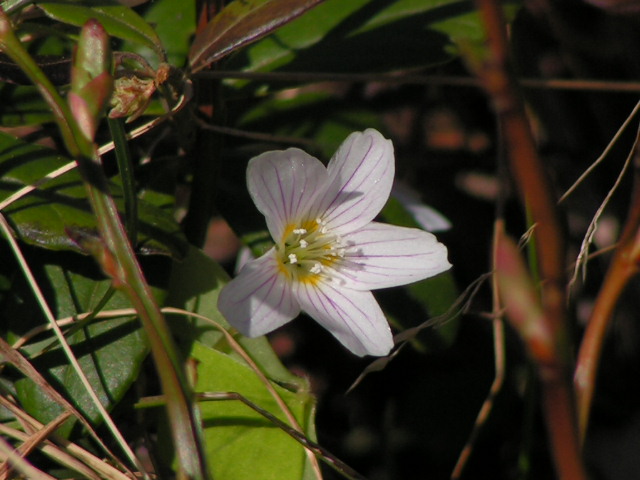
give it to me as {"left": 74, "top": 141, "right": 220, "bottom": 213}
{"left": 277, "top": 218, "right": 345, "bottom": 283}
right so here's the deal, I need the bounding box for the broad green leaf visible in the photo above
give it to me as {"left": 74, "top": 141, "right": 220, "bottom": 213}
{"left": 38, "top": 0, "right": 164, "bottom": 59}
{"left": 9, "top": 260, "right": 149, "bottom": 437}
{"left": 352, "top": 0, "right": 484, "bottom": 38}
{"left": 167, "top": 246, "right": 304, "bottom": 388}
{"left": 222, "top": 0, "right": 367, "bottom": 73}
{"left": 189, "top": 0, "right": 325, "bottom": 73}
{"left": 192, "top": 341, "right": 316, "bottom": 480}
{"left": 223, "top": 0, "right": 519, "bottom": 84}
{"left": 0, "top": 131, "right": 187, "bottom": 257}
{"left": 131, "top": 0, "right": 195, "bottom": 68}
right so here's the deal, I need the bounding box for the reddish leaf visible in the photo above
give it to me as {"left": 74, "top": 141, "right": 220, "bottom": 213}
{"left": 188, "top": 0, "right": 324, "bottom": 73}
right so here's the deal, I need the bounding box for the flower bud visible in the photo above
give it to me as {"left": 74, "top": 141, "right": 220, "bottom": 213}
{"left": 109, "top": 75, "right": 156, "bottom": 122}
{"left": 69, "top": 19, "right": 113, "bottom": 141}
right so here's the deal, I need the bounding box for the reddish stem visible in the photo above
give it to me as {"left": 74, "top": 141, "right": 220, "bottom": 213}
{"left": 473, "top": 1, "right": 585, "bottom": 478}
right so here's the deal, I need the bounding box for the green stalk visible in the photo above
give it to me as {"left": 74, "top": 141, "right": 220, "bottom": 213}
{"left": 108, "top": 117, "right": 138, "bottom": 243}
{"left": 0, "top": 10, "right": 209, "bottom": 479}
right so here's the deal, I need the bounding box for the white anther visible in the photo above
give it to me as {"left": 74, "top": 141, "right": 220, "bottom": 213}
{"left": 299, "top": 239, "right": 308, "bottom": 248}
{"left": 288, "top": 253, "right": 298, "bottom": 264}
{"left": 293, "top": 228, "right": 307, "bottom": 234}
{"left": 310, "top": 263, "right": 322, "bottom": 274}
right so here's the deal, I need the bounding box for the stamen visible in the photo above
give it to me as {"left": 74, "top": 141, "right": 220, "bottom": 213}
{"left": 281, "top": 218, "right": 345, "bottom": 280}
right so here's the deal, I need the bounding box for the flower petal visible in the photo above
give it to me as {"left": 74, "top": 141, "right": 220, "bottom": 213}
{"left": 392, "top": 180, "right": 451, "bottom": 232}
{"left": 294, "top": 280, "right": 393, "bottom": 356}
{"left": 334, "top": 222, "right": 451, "bottom": 290}
{"left": 311, "top": 129, "right": 394, "bottom": 234}
{"left": 218, "top": 248, "right": 300, "bottom": 337}
{"left": 247, "top": 148, "right": 329, "bottom": 242}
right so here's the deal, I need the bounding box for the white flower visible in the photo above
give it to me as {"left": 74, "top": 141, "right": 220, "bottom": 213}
{"left": 218, "top": 129, "right": 451, "bottom": 356}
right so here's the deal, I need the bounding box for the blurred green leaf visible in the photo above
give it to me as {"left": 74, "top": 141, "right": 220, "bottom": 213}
{"left": 223, "top": 0, "right": 483, "bottom": 79}
{"left": 0, "top": 131, "right": 187, "bottom": 257}
{"left": 134, "top": 0, "right": 195, "bottom": 68}
{"left": 237, "top": 91, "right": 382, "bottom": 158}
{"left": 0, "top": 85, "right": 56, "bottom": 126}
{"left": 192, "top": 341, "right": 316, "bottom": 480}
{"left": 189, "top": 0, "right": 325, "bottom": 73}
{"left": 9, "top": 260, "right": 149, "bottom": 437}
{"left": 38, "top": 0, "right": 164, "bottom": 59}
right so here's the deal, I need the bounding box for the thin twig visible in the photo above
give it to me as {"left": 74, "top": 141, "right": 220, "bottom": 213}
{"left": 559, "top": 100, "right": 640, "bottom": 204}
{"left": 569, "top": 125, "right": 637, "bottom": 288}
{"left": 197, "top": 70, "right": 640, "bottom": 93}
{"left": 451, "top": 221, "right": 506, "bottom": 479}
{"left": 348, "top": 272, "right": 491, "bottom": 393}
{"left": 574, "top": 126, "right": 640, "bottom": 440}
{"left": 195, "top": 117, "right": 317, "bottom": 147}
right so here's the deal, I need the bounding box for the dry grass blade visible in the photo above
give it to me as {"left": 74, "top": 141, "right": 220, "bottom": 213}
{"left": 0, "top": 161, "right": 77, "bottom": 212}
{"left": 0, "top": 412, "right": 71, "bottom": 479}
{"left": 0, "top": 423, "right": 102, "bottom": 480}
{"left": 559, "top": 99, "right": 640, "bottom": 204}
{"left": 0, "top": 214, "right": 140, "bottom": 476}
{"left": 569, "top": 125, "right": 638, "bottom": 288}
{"left": 0, "top": 336, "right": 84, "bottom": 428}
{"left": 0, "top": 395, "right": 134, "bottom": 480}
{"left": 0, "top": 435, "right": 56, "bottom": 480}
{"left": 451, "top": 221, "right": 507, "bottom": 479}
{"left": 348, "top": 272, "right": 491, "bottom": 393}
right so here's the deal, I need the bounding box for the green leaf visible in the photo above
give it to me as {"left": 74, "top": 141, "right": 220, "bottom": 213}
{"left": 38, "top": 0, "right": 164, "bottom": 59}
{"left": 0, "top": 131, "right": 187, "bottom": 257}
{"left": 9, "top": 259, "right": 149, "bottom": 437}
{"left": 237, "top": 91, "right": 383, "bottom": 158}
{"left": 136, "top": 0, "right": 195, "bottom": 68}
{"left": 0, "top": 85, "right": 56, "bottom": 126}
{"left": 223, "top": 0, "right": 367, "bottom": 78}
{"left": 223, "top": 0, "right": 519, "bottom": 82}
{"left": 189, "top": 0, "right": 325, "bottom": 73}
{"left": 191, "top": 341, "right": 316, "bottom": 480}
